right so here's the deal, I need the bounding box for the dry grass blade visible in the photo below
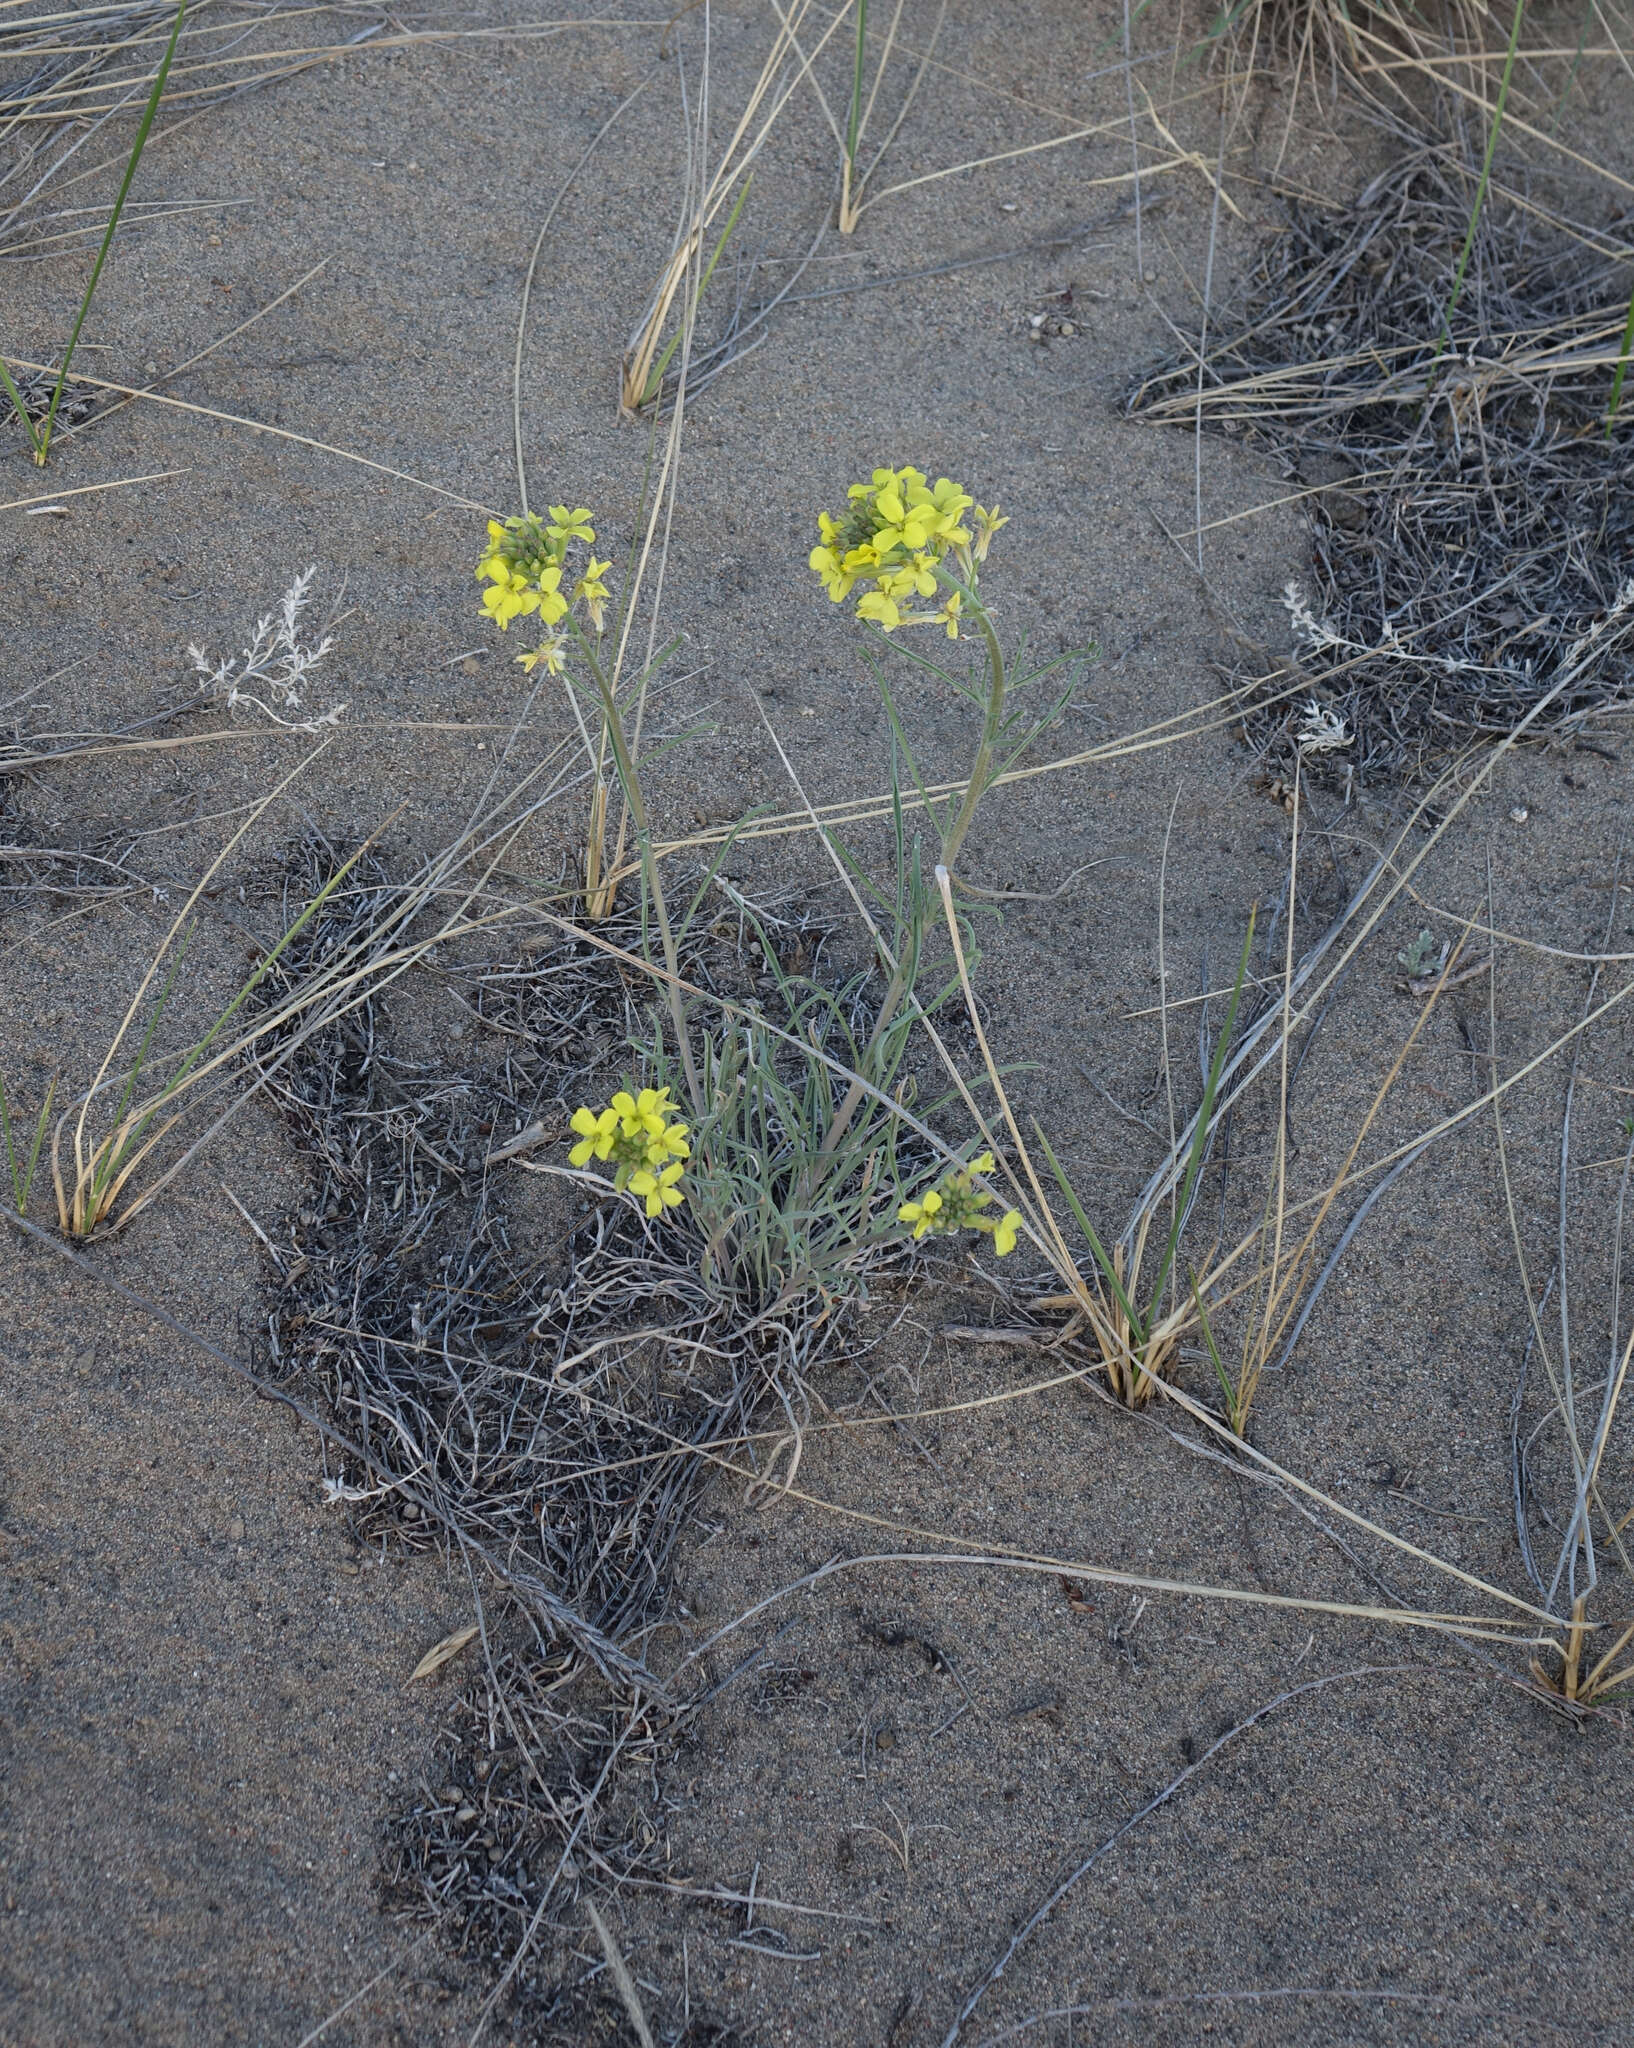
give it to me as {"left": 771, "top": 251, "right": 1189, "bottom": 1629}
{"left": 619, "top": 0, "right": 852, "bottom": 413}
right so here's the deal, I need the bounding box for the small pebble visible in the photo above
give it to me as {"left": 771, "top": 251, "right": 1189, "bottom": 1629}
{"left": 875, "top": 1728, "right": 896, "bottom": 1751}
{"left": 228, "top": 1516, "right": 245, "bottom": 1543}
{"left": 1510, "top": 806, "right": 1529, "bottom": 823}
{"left": 1143, "top": 268, "right": 1157, "bottom": 283}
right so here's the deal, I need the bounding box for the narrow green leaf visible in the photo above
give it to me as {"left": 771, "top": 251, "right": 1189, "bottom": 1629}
{"left": 38, "top": 0, "right": 189, "bottom": 462}
{"left": 1033, "top": 1119, "right": 1145, "bottom": 1344}
{"left": 1146, "top": 905, "right": 1256, "bottom": 1318}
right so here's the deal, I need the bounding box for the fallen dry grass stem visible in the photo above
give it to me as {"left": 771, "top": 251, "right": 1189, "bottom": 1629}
{"left": 938, "top": 1664, "right": 1423, "bottom": 2048}
{"left": 0, "top": 353, "right": 497, "bottom": 509}
{"left": 1343, "top": 13, "right": 1634, "bottom": 199}
{"left": 0, "top": 466, "right": 186, "bottom": 513}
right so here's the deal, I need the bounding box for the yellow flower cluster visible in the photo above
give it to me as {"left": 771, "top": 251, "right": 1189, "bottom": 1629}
{"left": 808, "top": 466, "right": 1007, "bottom": 637}
{"left": 475, "top": 508, "right": 612, "bottom": 671}
{"left": 898, "top": 1152, "right": 1022, "bottom": 1256}
{"left": 568, "top": 1086, "right": 691, "bottom": 1218}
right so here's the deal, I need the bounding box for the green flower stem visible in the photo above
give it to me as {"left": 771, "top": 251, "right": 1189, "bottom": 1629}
{"left": 569, "top": 623, "right": 704, "bottom": 1118}
{"left": 936, "top": 564, "right": 1005, "bottom": 871}
{"left": 805, "top": 568, "right": 1003, "bottom": 1189}
{"left": 840, "top": 0, "right": 867, "bottom": 232}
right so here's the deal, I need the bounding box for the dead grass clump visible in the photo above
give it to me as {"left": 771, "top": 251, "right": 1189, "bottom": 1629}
{"left": 1130, "top": 145, "right": 1634, "bottom": 783}
{"left": 249, "top": 842, "right": 905, "bottom": 2019}
{"left": 0, "top": 364, "right": 97, "bottom": 432}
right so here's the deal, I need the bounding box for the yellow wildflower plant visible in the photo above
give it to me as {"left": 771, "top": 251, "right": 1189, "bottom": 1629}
{"left": 567, "top": 1085, "right": 690, "bottom": 1218}
{"left": 475, "top": 508, "right": 608, "bottom": 641}
{"left": 898, "top": 1151, "right": 1022, "bottom": 1255}
{"left": 808, "top": 465, "right": 982, "bottom": 636}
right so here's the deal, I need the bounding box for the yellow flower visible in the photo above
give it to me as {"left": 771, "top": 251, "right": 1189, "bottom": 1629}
{"left": 809, "top": 464, "right": 989, "bottom": 630}
{"left": 628, "top": 1160, "right": 686, "bottom": 1218}
{"left": 516, "top": 631, "right": 569, "bottom": 676}
{"left": 972, "top": 503, "right": 1008, "bottom": 562}
{"left": 809, "top": 545, "right": 853, "bottom": 601}
{"left": 938, "top": 592, "right": 963, "bottom": 639}
{"left": 881, "top": 551, "right": 939, "bottom": 602}
{"left": 477, "top": 510, "right": 592, "bottom": 632}
{"left": 898, "top": 1151, "right": 1019, "bottom": 1253}
{"left": 872, "top": 483, "right": 943, "bottom": 557}
{"left": 857, "top": 589, "right": 902, "bottom": 631}
{"left": 897, "top": 1187, "right": 945, "bottom": 1239}
{"left": 481, "top": 574, "right": 541, "bottom": 630}
{"left": 576, "top": 556, "right": 613, "bottom": 633}
{"left": 547, "top": 505, "right": 596, "bottom": 546}
{"left": 568, "top": 1104, "right": 619, "bottom": 1166}
{"left": 567, "top": 1087, "right": 688, "bottom": 1216}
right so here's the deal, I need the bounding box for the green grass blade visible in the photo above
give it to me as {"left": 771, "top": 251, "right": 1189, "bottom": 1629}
{"left": 642, "top": 174, "right": 752, "bottom": 406}
{"left": 0, "top": 1074, "right": 21, "bottom": 1209}
{"left": 1188, "top": 1264, "right": 1240, "bottom": 1434}
{"left": 91, "top": 945, "right": 189, "bottom": 1212}
{"left": 20, "top": 1076, "right": 56, "bottom": 1218}
{"left": 1145, "top": 906, "right": 1256, "bottom": 1319}
{"left": 0, "top": 361, "right": 43, "bottom": 459}
{"left": 1033, "top": 1118, "right": 1145, "bottom": 1343}
{"left": 846, "top": 0, "right": 868, "bottom": 168}
{"left": 1432, "top": 0, "right": 1526, "bottom": 361}
{"left": 1605, "top": 275, "right": 1634, "bottom": 438}
{"left": 37, "top": 0, "right": 187, "bottom": 463}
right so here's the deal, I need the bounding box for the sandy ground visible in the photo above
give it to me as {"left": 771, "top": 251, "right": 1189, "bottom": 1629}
{"left": 3, "top": 0, "right": 1634, "bottom": 2042}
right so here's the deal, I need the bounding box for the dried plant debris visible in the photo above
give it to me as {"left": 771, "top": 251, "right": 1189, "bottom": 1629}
{"left": 246, "top": 845, "right": 872, "bottom": 2032}
{"left": 451, "top": 883, "right": 839, "bottom": 1107}
{"left": 0, "top": 363, "right": 96, "bottom": 431}
{"left": 1131, "top": 146, "right": 1634, "bottom": 782}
